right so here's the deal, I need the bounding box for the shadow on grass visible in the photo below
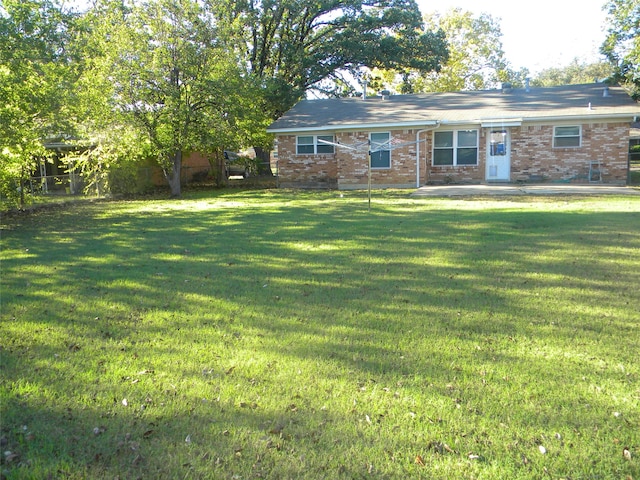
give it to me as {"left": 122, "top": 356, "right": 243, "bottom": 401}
{"left": 2, "top": 193, "right": 639, "bottom": 478}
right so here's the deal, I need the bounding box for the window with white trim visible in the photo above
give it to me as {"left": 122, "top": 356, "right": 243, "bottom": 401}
{"left": 553, "top": 126, "right": 581, "bottom": 147}
{"left": 370, "top": 132, "right": 391, "bottom": 169}
{"left": 296, "top": 135, "right": 335, "bottom": 154}
{"left": 433, "top": 130, "right": 478, "bottom": 166}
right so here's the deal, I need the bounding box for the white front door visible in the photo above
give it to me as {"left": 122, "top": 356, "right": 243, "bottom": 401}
{"left": 486, "top": 129, "right": 510, "bottom": 181}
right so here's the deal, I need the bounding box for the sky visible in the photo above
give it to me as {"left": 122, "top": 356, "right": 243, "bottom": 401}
{"left": 416, "top": 0, "right": 610, "bottom": 74}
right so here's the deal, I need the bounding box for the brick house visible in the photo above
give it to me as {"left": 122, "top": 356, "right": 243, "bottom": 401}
{"left": 267, "top": 83, "right": 640, "bottom": 189}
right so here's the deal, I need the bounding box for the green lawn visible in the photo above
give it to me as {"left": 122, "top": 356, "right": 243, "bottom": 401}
{"left": 1, "top": 190, "right": 639, "bottom": 479}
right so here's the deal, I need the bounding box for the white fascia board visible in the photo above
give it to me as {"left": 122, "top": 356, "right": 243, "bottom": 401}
{"left": 267, "top": 112, "right": 639, "bottom": 134}
{"left": 523, "top": 113, "right": 639, "bottom": 123}
{"left": 480, "top": 118, "right": 523, "bottom": 127}
{"left": 267, "top": 120, "right": 439, "bottom": 134}
{"left": 444, "top": 113, "right": 639, "bottom": 127}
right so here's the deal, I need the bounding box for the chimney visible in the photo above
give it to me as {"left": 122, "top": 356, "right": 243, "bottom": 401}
{"left": 525, "top": 78, "right": 530, "bottom": 93}
{"left": 603, "top": 86, "right": 610, "bottom": 97}
{"left": 362, "top": 81, "right": 368, "bottom": 100}
{"left": 380, "top": 89, "right": 391, "bottom": 100}
{"left": 501, "top": 82, "right": 512, "bottom": 93}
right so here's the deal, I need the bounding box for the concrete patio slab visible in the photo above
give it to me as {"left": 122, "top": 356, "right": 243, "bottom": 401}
{"left": 412, "top": 184, "right": 640, "bottom": 197}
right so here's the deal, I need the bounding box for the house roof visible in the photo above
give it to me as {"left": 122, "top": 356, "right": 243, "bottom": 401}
{"left": 267, "top": 83, "right": 640, "bottom": 134}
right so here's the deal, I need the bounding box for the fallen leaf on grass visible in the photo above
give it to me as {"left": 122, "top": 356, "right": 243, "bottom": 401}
{"left": 623, "top": 448, "right": 632, "bottom": 461}
{"left": 415, "top": 455, "right": 425, "bottom": 466}
{"left": 3, "top": 451, "right": 20, "bottom": 464}
{"left": 427, "top": 441, "right": 457, "bottom": 455}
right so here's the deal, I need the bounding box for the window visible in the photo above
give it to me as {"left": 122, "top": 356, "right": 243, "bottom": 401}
{"left": 297, "top": 136, "right": 315, "bottom": 154}
{"left": 316, "top": 135, "right": 334, "bottom": 153}
{"left": 433, "top": 130, "right": 478, "bottom": 166}
{"left": 554, "top": 126, "right": 581, "bottom": 147}
{"left": 296, "top": 135, "right": 335, "bottom": 154}
{"left": 489, "top": 131, "right": 507, "bottom": 156}
{"left": 370, "top": 132, "right": 391, "bottom": 169}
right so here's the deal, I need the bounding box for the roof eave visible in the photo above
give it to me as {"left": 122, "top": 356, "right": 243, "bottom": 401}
{"left": 523, "top": 112, "right": 639, "bottom": 123}
{"left": 268, "top": 112, "right": 640, "bottom": 134}
{"left": 267, "top": 120, "right": 439, "bottom": 134}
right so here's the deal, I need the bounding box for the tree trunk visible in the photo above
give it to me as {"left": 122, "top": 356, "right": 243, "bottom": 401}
{"left": 165, "top": 150, "right": 182, "bottom": 197}
{"left": 19, "top": 164, "right": 25, "bottom": 210}
{"left": 253, "top": 146, "right": 273, "bottom": 176}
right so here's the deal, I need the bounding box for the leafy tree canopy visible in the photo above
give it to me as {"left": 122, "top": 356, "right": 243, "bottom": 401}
{"left": 531, "top": 59, "right": 613, "bottom": 87}
{"left": 211, "top": 0, "right": 449, "bottom": 117}
{"left": 79, "top": 0, "right": 268, "bottom": 196}
{"left": 0, "top": 0, "right": 79, "bottom": 206}
{"left": 601, "top": 0, "right": 640, "bottom": 98}
{"left": 366, "top": 8, "right": 527, "bottom": 94}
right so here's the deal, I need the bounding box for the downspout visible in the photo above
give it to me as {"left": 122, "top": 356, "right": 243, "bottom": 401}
{"left": 416, "top": 123, "right": 440, "bottom": 188}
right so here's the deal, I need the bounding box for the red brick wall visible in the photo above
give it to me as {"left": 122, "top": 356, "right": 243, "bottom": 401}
{"left": 277, "top": 130, "right": 420, "bottom": 189}
{"left": 276, "top": 135, "right": 338, "bottom": 188}
{"left": 275, "top": 121, "right": 631, "bottom": 189}
{"left": 510, "top": 123, "right": 629, "bottom": 184}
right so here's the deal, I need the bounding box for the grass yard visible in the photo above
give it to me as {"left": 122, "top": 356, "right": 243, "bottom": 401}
{"left": 1, "top": 190, "right": 639, "bottom": 479}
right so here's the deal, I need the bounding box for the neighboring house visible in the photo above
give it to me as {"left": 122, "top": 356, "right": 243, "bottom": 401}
{"left": 267, "top": 83, "right": 640, "bottom": 189}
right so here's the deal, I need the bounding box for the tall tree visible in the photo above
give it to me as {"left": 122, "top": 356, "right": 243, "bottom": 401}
{"left": 531, "top": 59, "right": 613, "bottom": 87}
{"left": 81, "top": 0, "right": 263, "bottom": 197}
{"left": 212, "top": 0, "right": 448, "bottom": 119}
{"left": 0, "top": 0, "right": 79, "bottom": 207}
{"left": 601, "top": 0, "right": 640, "bottom": 98}
{"left": 395, "top": 8, "right": 524, "bottom": 93}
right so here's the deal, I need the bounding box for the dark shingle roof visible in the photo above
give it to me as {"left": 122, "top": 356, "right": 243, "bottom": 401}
{"left": 267, "top": 83, "right": 640, "bottom": 133}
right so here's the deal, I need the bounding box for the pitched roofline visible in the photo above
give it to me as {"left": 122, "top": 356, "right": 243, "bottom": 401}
{"left": 269, "top": 113, "right": 638, "bottom": 135}
{"left": 267, "top": 120, "right": 439, "bottom": 134}
{"left": 268, "top": 84, "right": 640, "bottom": 134}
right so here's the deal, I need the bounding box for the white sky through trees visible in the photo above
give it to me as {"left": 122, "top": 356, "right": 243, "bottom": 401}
{"left": 417, "top": 0, "right": 608, "bottom": 73}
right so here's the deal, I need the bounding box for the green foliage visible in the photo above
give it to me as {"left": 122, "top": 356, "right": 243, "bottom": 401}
{"left": 601, "top": 0, "right": 640, "bottom": 98}
{"left": 531, "top": 59, "right": 614, "bottom": 87}
{"left": 376, "top": 8, "right": 525, "bottom": 93}
{"left": 0, "top": 0, "right": 80, "bottom": 208}
{"left": 78, "top": 0, "right": 271, "bottom": 197}
{"left": 419, "top": 9, "right": 510, "bottom": 92}
{"left": 1, "top": 193, "right": 639, "bottom": 478}
{"left": 0, "top": 0, "right": 449, "bottom": 201}
{"left": 67, "top": 127, "right": 156, "bottom": 196}
{"left": 213, "top": 0, "right": 448, "bottom": 115}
